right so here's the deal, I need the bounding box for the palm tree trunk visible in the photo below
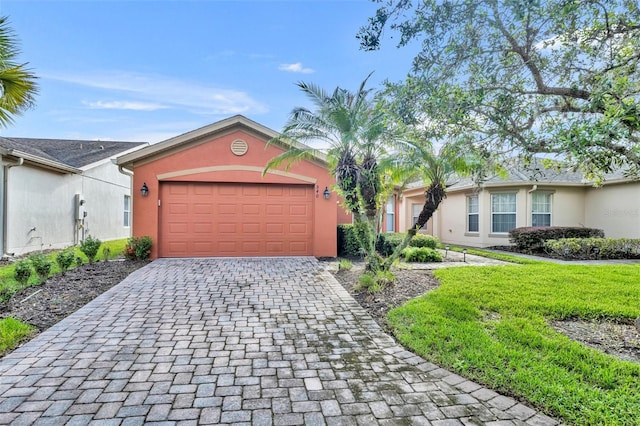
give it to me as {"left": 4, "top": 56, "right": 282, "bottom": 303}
{"left": 381, "top": 181, "right": 446, "bottom": 270}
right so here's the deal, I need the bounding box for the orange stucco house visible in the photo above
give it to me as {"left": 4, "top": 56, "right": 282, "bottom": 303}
{"left": 117, "top": 115, "right": 349, "bottom": 259}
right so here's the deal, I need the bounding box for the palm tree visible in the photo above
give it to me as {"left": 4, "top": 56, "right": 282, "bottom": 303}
{"left": 265, "top": 75, "right": 394, "bottom": 270}
{"left": 0, "top": 16, "right": 38, "bottom": 128}
{"left": 381, "top": 139, "right": 479, "bottom": 269}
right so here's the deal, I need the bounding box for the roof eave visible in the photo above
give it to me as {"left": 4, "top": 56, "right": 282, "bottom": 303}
{"left": 116, "top": 115, "right": 327, "bottom": 168}
{"left": 7, "top": 149, "right": 81, "bottom": 174}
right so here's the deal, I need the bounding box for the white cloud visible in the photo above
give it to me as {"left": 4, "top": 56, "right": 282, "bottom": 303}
{"left": 44, "top": 71, "right": 269, "bottom": 115}
{"left": 278, "top": 62, "right": 315, "bottom": 74}
{"left": 83, "top": 100, "right": 167, "bottom": 111}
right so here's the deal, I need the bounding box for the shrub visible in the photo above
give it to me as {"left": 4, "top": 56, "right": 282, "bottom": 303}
{"left": 102, "top": 246, "right": 111, "bottom": 261}
{"left": 337, "top": 224, "right": 362, "bottom": 257}
{"left": 124, "top": 236, "right": 153, "bottom": 260}
{"left": 376, "top": 232, "right": 405, "bottom": 256}
{"left": 13, "top": 260, "right": 32, "bottom": 286}
{"left": 338, "top": 259, "right": 353, "bottom": 270}
{"left": 402, "top": 247, "right": 443, "bottom": 262}
{"left": 55, "top": 249, "right": 75, "bottom": 274}
{"left": 544, "top": 238, "right": 640, "bottom": 259}
{"left": 355, "top": 270, "right": 395, "bottom": 293}
{"left": 28, "top": 253, "right": 52, "bottom": 282}
{"left": 409, "top": 234, "right": 440, "bottom": 249}
{"left": 509, "top": 226, "right": 604, "bottom": 252}
{"left": 80, "top": 235, "right": 102, "bottom": 263}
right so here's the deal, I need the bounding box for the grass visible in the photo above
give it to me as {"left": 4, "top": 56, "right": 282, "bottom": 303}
{"left": 0, "top": 317, "right": 36, "bottom": 355}
{"left": 0, "top": 239, "right": 128, "bottom": 356}
{"left": 388, "top": 263, "right": 640, "bottom": 425}
{"left": 438, "top": 244, "right": 546, "bottom": 265}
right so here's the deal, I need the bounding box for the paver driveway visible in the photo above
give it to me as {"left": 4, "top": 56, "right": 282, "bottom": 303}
{"left": 0, "top": 258, "right": 559, "bottom": 425}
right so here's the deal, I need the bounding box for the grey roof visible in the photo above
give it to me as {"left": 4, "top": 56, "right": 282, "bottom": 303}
{"left": 0, "top": 137, "right": 147, "bottom": 169}
{"left": 447, "top": 158, "right": 586, "bottom": 190}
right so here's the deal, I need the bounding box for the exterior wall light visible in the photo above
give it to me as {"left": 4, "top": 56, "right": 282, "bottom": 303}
{"left": 323, "top": 187, "right": 330, "bottom": 200}
{"left": 141, "top": 182, "right": 149, "bottom": 197}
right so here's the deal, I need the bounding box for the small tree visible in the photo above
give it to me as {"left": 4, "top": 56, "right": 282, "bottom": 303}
{"left": 79, "top": 235, "right": 102, "bottom": 263}
{"left": 265, "top": 75, "right": 398, "bottom": 272}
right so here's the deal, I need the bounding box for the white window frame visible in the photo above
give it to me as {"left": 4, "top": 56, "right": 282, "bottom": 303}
{"left": 491, "top": 192, "right": 517, "bottom": 234}
{"left": 411, "top": 203, "right": 424, "bottom": 229}
{"left": 531, "top": 191, "right": 552, "bottom": 227}
{"left": 467, "top": 194, "right": 479, "bottom": 233}
{"left": 124, "top": 195, "right": 131, "bottom": 227}
{"left": 386, "top": 196, "right": 395, "bottom": 232}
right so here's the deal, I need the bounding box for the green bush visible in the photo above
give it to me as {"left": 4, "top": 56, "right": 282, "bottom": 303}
{"left": 28, "top": 253, "right": 52, "bottom": 282}
{"left": 55, "top": 249, "right": 75, "bottom": 274}
{"left": 509, "top": 226, "right": 604, "bottom": 252}
{"left": 356, "top": 270, "right": 395, "bottom": 293}
{"left": 409, "top": 234, "right": 440, "bottom": 249}
{"left": 80, "top": 236, "right": 102, "bottom": 263}
{"left": 402, "top": 247, "right": 443, "bottom": 262}
{"left": 337, "top": 224, "right": 362, "bottom": 257}
{"left": 376, "top": 232, "right": 405, "bottom": 256}
{"left": 338, "top": 259, "right": 353, "bottom": 270}
{"left": 544, "top": 238, "right": 640, "bottom": 259}
{"left": 13, "top": 259, "right": 32, "bottom": 286}
{"left": 124, "top": 236, "right": 153, "bottom": 260}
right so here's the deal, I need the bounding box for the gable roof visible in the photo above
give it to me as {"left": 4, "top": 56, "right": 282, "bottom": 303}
{"left": 0, "top": 137, "right": 147, "bottom": 171}
{"left": 116, "top": 115, "right": 327, "bottom": 168}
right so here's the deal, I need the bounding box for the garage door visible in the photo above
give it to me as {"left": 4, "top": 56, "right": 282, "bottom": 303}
{"left": 159, "top": 182, "right": 314, "bottom": 257}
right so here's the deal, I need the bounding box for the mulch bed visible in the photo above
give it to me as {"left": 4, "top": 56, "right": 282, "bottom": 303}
{"left": 1, "top": 260, "right": 147, "bottom": 331}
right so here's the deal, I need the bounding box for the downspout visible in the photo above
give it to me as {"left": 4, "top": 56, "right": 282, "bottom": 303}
{"left": 3, "top": 157, "right": 24, "bottom": 258}
{"left": 527, "top": 184, "right": 538, "bottom": 227}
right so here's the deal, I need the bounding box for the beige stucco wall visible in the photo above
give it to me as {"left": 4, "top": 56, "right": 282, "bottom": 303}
{"left": 4, "top": 160, "right": 133, "bottom": 256}
{"left": 398, "top": 184, "right": 591, "bottom": 248}
{"left": 585, "top": 182, "right": 640, "bottom": 238}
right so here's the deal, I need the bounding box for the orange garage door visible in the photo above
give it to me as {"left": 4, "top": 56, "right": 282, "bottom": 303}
{"left": 159, "top": 182, "right": 314, "bottom": 257}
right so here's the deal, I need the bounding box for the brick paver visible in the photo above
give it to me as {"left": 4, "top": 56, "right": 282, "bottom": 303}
{"left": 0, "top": 258, "right": 560, "bottom": 425}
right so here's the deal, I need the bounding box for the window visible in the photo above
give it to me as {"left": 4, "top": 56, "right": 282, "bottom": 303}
{"left": 467, "top": 194, "right": 479, "bottom": 233}
{"left": 491, "top": 193, "right": 516, "bottom": 233}
{"left": 386, "top": 196, "right": 395, "bottom": 232}
{"left": 411, "top": 203, "right": 424, "bottom": 229}
{"left": 532, "top": 192, "right": 552, "bottom": 227}
{"left": 124, "top": 195, "right": 131, "bottom": 227}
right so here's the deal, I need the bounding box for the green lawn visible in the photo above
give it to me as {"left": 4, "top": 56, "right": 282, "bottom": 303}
{"left": 388, "top": 263, "right": 640, "bottom": 425}
{"left": 0, "top": 239, "right": 127, "bottom": 356}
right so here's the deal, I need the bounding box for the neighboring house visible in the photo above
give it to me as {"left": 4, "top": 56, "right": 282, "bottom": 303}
{"left": 397, "top": 162, "right": 640, "bottom": 248}
{"left": 117, "top": 115, "right": 350, "bottom": 259}
{"left": 0, "top": 137, "right": 147, "bottom": 256}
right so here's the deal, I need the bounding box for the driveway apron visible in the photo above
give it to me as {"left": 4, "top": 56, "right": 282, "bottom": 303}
{"left": 0, "top": 258, "right": 559, "bottom": 425}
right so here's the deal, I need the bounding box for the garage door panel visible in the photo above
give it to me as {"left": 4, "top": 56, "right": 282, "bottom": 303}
{"left": 242, "top": 204, "right": 261, "bottom": 215}
{"left": 160, "top": 182, "right": 313, "bottom": 257}
{"left": 218, "top": 223, "right": 237, "bottom": 233}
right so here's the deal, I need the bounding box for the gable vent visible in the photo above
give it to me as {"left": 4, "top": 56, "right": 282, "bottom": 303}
{"left": 230, "top": 139, "right": 249, "bottom": 156}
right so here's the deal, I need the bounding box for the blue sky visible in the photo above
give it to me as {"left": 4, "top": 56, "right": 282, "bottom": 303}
{"left": 0, "top": 0, "right": 418, "bottom": 144}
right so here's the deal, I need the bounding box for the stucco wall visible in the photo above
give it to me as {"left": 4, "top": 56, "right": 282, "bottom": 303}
{"left": 5, "top": 161, "right": 133, "bottom": 256}
{"left": 80, "top": 161, "right": 134, "bottom": 242}
{"left": 585, "top": 182, "right": 640, "bottom": 238}
{"left": 130, "top": 128, "right": 338, "bottom": 258}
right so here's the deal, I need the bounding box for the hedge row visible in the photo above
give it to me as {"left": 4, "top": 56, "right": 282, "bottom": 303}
{"left": 509, "top": 226, "right": 604, "bottom": 252}
{"left": 544, "top": 238, "right": 640, "bottom": 259}
{"left": 337, "top": 225, "right": 441, "bottom": 257}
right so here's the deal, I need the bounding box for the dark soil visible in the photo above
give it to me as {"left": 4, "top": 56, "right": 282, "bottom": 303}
{"left": 331, "top": 263, "right": 439, "bottom": 333}
{"left": 1, "top": 260, "right": 147, "bottom": 331}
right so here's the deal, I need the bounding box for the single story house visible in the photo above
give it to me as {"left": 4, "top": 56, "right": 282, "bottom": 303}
{"left": 117, "top": 115, "right": 350, "bottom": 259}
{"left": 0, "top": 137, "right": 147, "bottom": 257}
{"left": 397, "top": 163, "right": 640, "bottom": 248}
